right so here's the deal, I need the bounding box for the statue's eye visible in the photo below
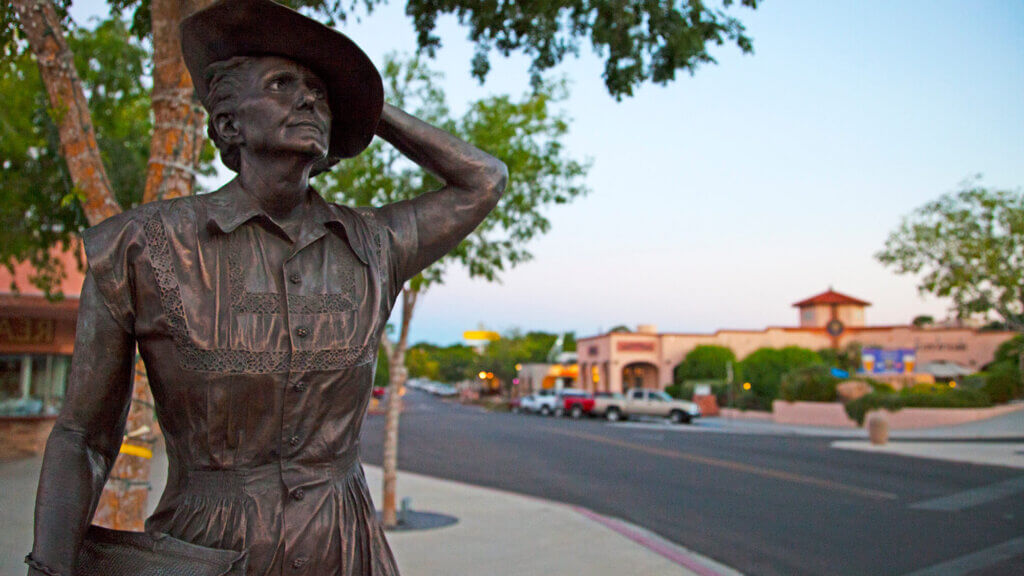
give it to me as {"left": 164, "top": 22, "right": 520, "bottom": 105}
{"left": 268, "top": 76, "right": 292, "bottom": 90}
{"left": 310, "top": 87, "right": 326, "bottom": 100}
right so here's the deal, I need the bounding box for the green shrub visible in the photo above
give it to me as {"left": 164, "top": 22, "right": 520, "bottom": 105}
{"left": 667, "top": 380, "right": 734, "bottom": 408}
{"left": 733, "top": 391, "right": 771, "bottom": 412}
{"left": 845, "top": 389, "right": 992, "bottom": 425}
{"left": 867, "top": 380, "right": 895, "bottom": 393}
{"left": 674, "top": 346, "right": 736, "bottom": 384}
{"left": 665, "top": 383, "right": 692, "bottom": 400}
{"left": 739, "top": 346, "right": 821, "bottom": 407}
{"left": 983, "top": 360, "right": 1022, "bottom": 404}
{"left": 780, "top": 365, "right": 839, "bottom": 402}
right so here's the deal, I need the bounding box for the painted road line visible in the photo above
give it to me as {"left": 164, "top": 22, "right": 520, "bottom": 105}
{"left": 571, "top": 505, "right": 743, "bottom": 576}
{"left": 900, "top": 537, "right": 1024, "bottom": 576}
{"left": 547, "top": 428, "right": 898, "bottom": 501}
{"left": 910, "top": 476, "right": 1024, "bottom": 512}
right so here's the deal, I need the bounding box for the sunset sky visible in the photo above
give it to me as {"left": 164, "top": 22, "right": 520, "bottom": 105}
{"left": 69, "top": 0, "right": 1024, "bottom": 345}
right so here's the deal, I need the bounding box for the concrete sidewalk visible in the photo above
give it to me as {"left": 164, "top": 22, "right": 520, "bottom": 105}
{"left": 693, "top": 402, "right": 1024, "bottom": 441}
{"left": 0, "top": 451, "right": 739, "bottom": 576}
{"left": 362, "top": 465, "right": 738, "bottom": 576}
{"left": 830, "top": 440, "right": 1024, "bottom": 469}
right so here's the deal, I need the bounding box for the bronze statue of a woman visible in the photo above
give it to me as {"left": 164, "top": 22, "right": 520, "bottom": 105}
{"left": 26, "top": 0, "right": 506, "bottom": 574}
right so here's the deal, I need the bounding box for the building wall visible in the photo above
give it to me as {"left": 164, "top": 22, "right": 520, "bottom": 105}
{"left": 578, "top": 325, "right": 1016, "bottom": 392}
{"left": 842, "top": 327, "right": 1015, "bottom": 370}
{"left": 1, "top": 248, "right": 82, "bottom": 450}
{"left": 0, "top": 316, "right": 77, "bottom": 356}
{"left": 799, "top": 304, "right": 866, "bottom": 328}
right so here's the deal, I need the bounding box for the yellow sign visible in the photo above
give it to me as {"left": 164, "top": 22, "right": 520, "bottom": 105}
{"left": 463, "top": 330, "right": 500, "bottom": 341}
{"left": 119, "top": 443, "right": 153, "bottom": 459}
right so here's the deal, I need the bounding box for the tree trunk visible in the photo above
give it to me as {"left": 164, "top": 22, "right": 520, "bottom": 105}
{"left": 143, "top": 0, "right": 211, "bottom": 204}
{"left": 16, "top": 0, "right": 214, "bottom": 530}
{"left": 96, "top": 0, "right": 215, "bottom": 531}
{"left": 11, "top": 0, "right": 121, "bottom": 226}
{"left": 381, "top": 286, "right": 419, "bottom": 527}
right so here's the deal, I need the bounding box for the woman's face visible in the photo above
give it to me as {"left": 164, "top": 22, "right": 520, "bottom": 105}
{"left": 231, "top": 56, "right": 332, "bottom": 162}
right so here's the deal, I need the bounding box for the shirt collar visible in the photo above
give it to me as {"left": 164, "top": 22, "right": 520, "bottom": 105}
{"left": 203, "top": 179, "right": 371, "bottom": 265}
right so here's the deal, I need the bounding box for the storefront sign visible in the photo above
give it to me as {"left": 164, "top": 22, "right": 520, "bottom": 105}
{"left": 0, "top": 318, "right": 55, "bottom": 345}
{"left": 861, "top": 348, "right": 915, "bottom": 374}
{"left": 917, "top": 341, "right": 967, "bottom": 352}
{"left": 617, "top": 341, "right": 655, "bottom": 352}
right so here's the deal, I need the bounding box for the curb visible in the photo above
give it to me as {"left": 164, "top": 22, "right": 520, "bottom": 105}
{"left": 569, "top": 505, "right": 744, "bottom": 576}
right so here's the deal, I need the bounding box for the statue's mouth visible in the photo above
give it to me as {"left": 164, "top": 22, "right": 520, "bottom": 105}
{"left": 290, "top": 120, "right": 324, "bottom": 133}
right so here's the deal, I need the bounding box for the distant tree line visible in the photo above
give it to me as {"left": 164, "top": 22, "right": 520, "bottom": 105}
{"left": 392, "top": 330, "right": 577, "bottom": 389}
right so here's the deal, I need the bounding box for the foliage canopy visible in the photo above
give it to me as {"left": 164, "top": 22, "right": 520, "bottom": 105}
{"left": 0, "top": 18, "right": 160, "bottom": 293}
{"left": 319, "top": 53, "right": 590, "bottom": 290}
{"left": 4, "top": 0, "right": 759, "bottom": 99}
{"left": 876, "top": 180, "right": 1024, "bottom": 332}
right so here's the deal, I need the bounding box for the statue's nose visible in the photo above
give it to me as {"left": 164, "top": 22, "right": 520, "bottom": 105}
{"left": 296, "top": 87, "right": 317, "bottom": 109}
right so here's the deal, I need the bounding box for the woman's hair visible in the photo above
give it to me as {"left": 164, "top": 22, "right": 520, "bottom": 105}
{"left": 203, "top": 56, "right": 259, "bottom": 172}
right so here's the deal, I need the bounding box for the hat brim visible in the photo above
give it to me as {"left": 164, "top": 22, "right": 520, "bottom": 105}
{"left": 181, "top": 0, "right": 383, "bottom": 173}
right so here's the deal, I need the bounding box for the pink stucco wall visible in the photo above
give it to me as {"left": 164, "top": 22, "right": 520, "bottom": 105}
{"left": 842, "top": 327, "right": 1014, "bottom": 370}
{"left": 866, "top": 403, "right": 1024, "bottom": 429}
{"left": 578, "top": 325, "right": 1016, "bottom": 392}
{"left": 772, "top": 401, "right": 858, "bottom": 428}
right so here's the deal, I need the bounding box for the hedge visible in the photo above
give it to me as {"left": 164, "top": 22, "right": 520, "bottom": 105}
{"left": 844, "top": 388, "right": 991, "bottom": 425}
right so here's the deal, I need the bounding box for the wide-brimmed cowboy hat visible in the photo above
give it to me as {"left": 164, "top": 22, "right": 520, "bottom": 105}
{"left": 181, "top": 0, "right": 383, "bottom": 169}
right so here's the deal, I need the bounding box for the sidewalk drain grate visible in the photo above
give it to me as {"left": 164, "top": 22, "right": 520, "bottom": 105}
{"left": 378, "top": 510, "right": 459, "bottom": 532}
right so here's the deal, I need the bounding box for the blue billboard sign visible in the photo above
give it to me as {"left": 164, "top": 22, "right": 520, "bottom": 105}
{"left": 860, "top": 348, "right": 916, "bottom": 374}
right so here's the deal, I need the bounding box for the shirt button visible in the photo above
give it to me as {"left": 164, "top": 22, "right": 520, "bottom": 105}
{"left": 296, "top": 327, "right": 309, "bottom": 338}
{"left": 292, "top": 488, "right": 305, "bottom": 501}
{"left": 288, "top": 435, "right": 300, "bottom": 446}
{"left": 292, "top": 557, "right": 308, "bottom": 569}
{"left": 289, "top": 273, "right": 301, "bottom": 284}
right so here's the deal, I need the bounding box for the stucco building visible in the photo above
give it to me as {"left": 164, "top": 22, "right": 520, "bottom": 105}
{"left": 577, "top": 289, "right": 1016, "bottom": 394}
{"left": 0, "top": 247, "right": 83, "bottom": 458}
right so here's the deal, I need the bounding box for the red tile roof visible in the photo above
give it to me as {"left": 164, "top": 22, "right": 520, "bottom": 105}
{"left": 792, "top": 289, "right": 870, "bottom": 308}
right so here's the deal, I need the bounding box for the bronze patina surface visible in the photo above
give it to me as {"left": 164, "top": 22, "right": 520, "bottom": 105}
{"left": 27, "top": 0, "right": 507, "bottom": 574}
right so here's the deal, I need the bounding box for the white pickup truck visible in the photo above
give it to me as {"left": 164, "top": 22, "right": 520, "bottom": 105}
{"left": 592, "top": 388, "right": 701, "bottom": 424}
{"left": 519, "top": 389, "right": 559, "bottom": 415}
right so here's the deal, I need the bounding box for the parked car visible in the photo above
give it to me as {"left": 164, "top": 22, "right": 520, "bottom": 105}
{"left": 592, "top": 388, "right": 701, "bottom": 424}
{"left": 556, "top": 389, "right": 595, "bottom": 418}
{"left": 430, "top": 383, "right": 458, "bottom": 397}
{"left": 519, "top": 389, "right": 559, "bottom": 415}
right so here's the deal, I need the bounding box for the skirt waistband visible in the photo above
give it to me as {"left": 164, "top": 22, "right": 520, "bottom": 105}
{"left": 185, "top": 450, "right": 360, "bottom": 497}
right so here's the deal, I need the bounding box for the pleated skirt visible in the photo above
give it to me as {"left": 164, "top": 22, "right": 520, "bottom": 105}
{"left": 159, "top": 456, "right": 399, "bottom": 576}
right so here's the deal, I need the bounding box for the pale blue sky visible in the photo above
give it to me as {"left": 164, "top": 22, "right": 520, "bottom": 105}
{"left": 69, "top": 1, "right": 1024, "bottom": 345}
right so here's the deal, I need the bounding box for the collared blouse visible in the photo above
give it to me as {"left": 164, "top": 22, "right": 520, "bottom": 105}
{"left": 60, "top": 181, "right": 442, "bottom": 575}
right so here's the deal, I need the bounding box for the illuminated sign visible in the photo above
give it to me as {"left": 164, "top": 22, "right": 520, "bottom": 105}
{"left": 0, "top": 318, "right": 56, "bottom": 345}
{"left": 861, "top": 348, "right": 915, "bottom": 374}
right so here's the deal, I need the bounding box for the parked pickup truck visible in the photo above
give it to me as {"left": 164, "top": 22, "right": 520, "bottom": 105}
{"left": 557, "top": 390, "right": 595, "bottom": 418}
{"left": 519, "top": 389, "right": 558, "bottom": 415}
{"left": 592, "top": 389, "right": 701, "bottom": 424}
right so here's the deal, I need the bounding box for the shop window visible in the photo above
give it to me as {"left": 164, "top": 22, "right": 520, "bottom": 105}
{"left": 0, "top": 354, "right": 71, "bottom": 417}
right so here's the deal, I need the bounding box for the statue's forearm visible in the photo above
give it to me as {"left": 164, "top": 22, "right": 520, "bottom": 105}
{"left": 375, "top": 103, "right": 507, "bottom": 199}
{"left": 373, "top": 103, "right": 507, "bottom": 273}
{"left": 28, "top": 274, "right": 135, "bottom": 575}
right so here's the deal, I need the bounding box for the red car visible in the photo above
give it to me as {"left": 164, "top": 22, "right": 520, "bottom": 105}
{"left": 558, "top": 390, "right": 595, "bottom": 418}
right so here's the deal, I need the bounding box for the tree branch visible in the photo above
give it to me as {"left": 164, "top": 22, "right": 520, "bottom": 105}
{"left": 12, "top": 0, "right": 121, "bottom": 225}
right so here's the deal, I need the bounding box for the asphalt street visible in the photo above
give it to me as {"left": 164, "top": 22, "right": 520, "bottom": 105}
{"left": 359, "top": 390, "right": 1024, "bottom": 576}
